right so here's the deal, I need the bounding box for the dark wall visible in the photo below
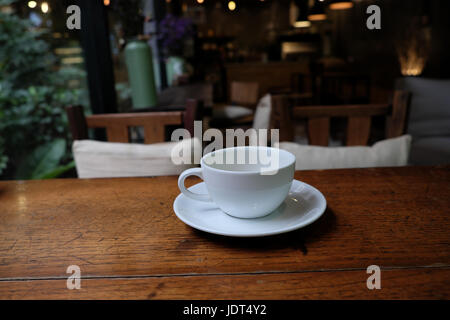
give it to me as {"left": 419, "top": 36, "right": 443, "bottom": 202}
{"left": 195, "top": 0, "right": 449, "bottom": 79}
{"left": 425, "top": 0, "right": 450, "bottom": 77}
{"left": 198, "top": 0, "right": 291, "bottom": 52}
{"left": 330, "top": 0, "right": 450, "bottom": 85}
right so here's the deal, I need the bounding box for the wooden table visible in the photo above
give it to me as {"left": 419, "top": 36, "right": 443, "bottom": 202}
{"left": 0, "top": 166, "right": 449, "bottom": 299}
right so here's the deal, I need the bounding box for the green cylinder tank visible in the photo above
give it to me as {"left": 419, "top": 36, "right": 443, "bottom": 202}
{"left": 124, "top": 40, "right": 158, "bottom": 109}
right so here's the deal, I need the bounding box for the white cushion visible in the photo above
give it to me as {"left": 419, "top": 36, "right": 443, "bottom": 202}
{"left": 73, "top": 138, "right": 201, "bottom": 178}
{"left": 275, "top": 135, "right": 412, "bottom": 170}
{"left": 252, "top": 94, "right": 272, "bottom": 130}
{"left": 213, "top": 105, "right": 253, "bottom": 119}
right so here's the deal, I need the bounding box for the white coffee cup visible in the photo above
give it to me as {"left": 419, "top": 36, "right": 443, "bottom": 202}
{"left": 178, "top": 146, "right": 296, "bottom": 218}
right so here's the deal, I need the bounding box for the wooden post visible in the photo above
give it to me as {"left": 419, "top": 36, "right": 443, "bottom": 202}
{"left": 79, "top": 0, "right": 117, "bottom": 115}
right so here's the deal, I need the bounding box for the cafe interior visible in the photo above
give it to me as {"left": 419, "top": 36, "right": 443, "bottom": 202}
{"left": 0, "top": 0, "right": 449, "bottom": 300}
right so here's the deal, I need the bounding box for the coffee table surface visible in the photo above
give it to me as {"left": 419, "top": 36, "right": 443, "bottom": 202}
{"left": 0, "top": 166, "right": 449, "bottom": 299}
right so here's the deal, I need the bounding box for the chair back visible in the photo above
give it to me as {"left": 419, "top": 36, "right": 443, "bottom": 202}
{"left": 66, "top": 99, "right": 202, "bottom": 144}
{"left": 230, "top": 82, "right": 259, "bottom": 108}
{"left": 271, "top": 90, "right": 411, "bottom": 146}
{"left": 315, "top": 73, "right": 371, "bottom": 105}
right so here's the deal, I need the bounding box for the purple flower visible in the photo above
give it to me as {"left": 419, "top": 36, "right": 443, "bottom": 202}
{"left": 158, "top": 14, "right": 193, "bottom": 56}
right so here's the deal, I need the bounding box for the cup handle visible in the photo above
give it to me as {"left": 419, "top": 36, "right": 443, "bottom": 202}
{"left": 178, "top": 168, "right": 212, "bottom": 202}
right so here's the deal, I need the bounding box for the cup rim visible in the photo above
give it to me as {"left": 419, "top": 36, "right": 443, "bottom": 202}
{"left": 200, "top": 146, "right": 295, "bottom": 175}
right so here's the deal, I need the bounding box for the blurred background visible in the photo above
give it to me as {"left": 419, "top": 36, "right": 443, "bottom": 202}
{"left": 1, "top": 0, "right": 449, "bottom": 180}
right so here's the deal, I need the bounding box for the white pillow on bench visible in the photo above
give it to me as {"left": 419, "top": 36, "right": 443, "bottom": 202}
{"left": 73, "top": 138, "right": 201, "bottom": 178}
{"left": 252, "top": 94, "right": 271, "bottom": 130}
{"left": 275, "top": 135, "right": 412, "bottom": 170}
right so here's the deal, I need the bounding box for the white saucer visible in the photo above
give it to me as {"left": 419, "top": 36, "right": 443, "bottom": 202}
{"left": 173, "top": 179, "right": 327, "bottom": 237}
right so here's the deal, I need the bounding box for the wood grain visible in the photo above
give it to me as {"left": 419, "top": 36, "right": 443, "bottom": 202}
{"left": 273, "top": 90, "right": 410, "bottom": 146}
{"left": 106, "top": 125, "right": 130, "bottom": 143}
{"left": 0, "top": 268, "right": 448, "bottom": 299}
{"left": 86, "top": 112, "right": 183, "bottom": 143}
{"left": 308, "top": 117, "right": 330, "bottom": 146}
{"left": 292, "top": 104, "right": 389, "bottom": 118}
{"left": 86, "top": 111, "right": 183, "bottom": 124}
{"left": 66, "top": 105, "right": 89, "bottom": 140}
{"left": 386, "top": 90, "right": 411, "bottom": 139}
{"left": 346, "top": 116, "right": 371, "bottom": 146}
{"left": 230, "top": 82, "right": 259, "bottom": 108}
{"left": 0, "top": 166, "right": 449, "bottom": 299}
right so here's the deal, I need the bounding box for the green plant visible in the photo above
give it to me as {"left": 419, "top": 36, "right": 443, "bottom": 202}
{"left": 15, "top": 139, "right": 75, "bottom": 180}
{"left": 0, "top": 136, "right": 7, "bottom": 175}
{"left": 115, "top": 82, "right": 132, "bottom": 112}
{"left": 158, "top": 14, "right": 193, "bottom": 57}
{"left": 0, "top": 0, "right": 88, "bottom": 179}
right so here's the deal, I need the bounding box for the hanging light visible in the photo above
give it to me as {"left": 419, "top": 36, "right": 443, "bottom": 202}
{"left": 329, "top": 0, "right": 354, "bottom": 10}
{"left": 27, "top": 1, "right": 37, "bottom": 8}
{"left": 294, "top": 0, "right": 311, "bottom": 28}
{"left": 228, "top": 1, "right": 236, "bottom": 11}
{"left": 41, "top": 2, "right": 49, "bottom": 13}
{"left": 197, "top": 0, "right": 204, "bottom": 4}
{"left": 294, "top": 20, "right": 311, "bottom": 28}
{"left": 308, "top": 0, "right": 327, "bottom": 21}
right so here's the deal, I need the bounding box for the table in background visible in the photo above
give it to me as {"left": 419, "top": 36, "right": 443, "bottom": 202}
{"left": 157, "top": 83, "right": 213, "bottom": 110}
{"left": 0, "top": 166, "right": 449, "bottom": 299}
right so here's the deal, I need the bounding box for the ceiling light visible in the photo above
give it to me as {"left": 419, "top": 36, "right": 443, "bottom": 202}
{"left": 308, "top": 13, "right": 326, "bottom": 21}
{"left": 329, "top": 0, "right": 354, "bottom": 10}
{"left": 294, "top": 0, "right": 311, "bottom": 28}
{"left": 41, "top": 2, "right": 49, "bottom": 13}
{"left": 294, "top": 21, "right": 312, "bottom": 28}
{"left": 308, "top": 0, "right": 327, "bottom": 21}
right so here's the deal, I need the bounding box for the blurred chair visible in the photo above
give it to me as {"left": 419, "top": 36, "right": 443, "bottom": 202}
{"left": 315, "top": 73, "right": 371, "bottom": 105}
{"left": 229, "top": 81, "right": 260, "bottom": 107}
{"left": 204, "top": 92, "right": 274, "bottom": 148}
{"left": 271, "top": 90, "right": 411, "bottom": 146}
{"left": 66, "top": 99, "right": 203, "bottom": 143}
{"left": 396, "top": 77, "right": 450, "bottom": 165}
{"left": 293, "top": 72, "right": 371, "bottom": 105}
{"left": 66, "top": 99, "right": 203, "bottom": 178}
{"left": 270, "top": 90, "right": 412, "bottom": 170}
{"left": 210, "top": 81, "right": 259, "bottom": 128}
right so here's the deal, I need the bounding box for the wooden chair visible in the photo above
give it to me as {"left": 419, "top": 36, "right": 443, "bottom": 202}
{"left": 317, "top": 72, "right": 371, "bottom": 105}
{"left": 293, "top": 72, "right": 371, "bottom": 105}
{"left": 66, "top": 99, "right": 203, "bottom": 144}
{"left": 229, "top": 81, "right": 259, "bottom": 108}
{"left": 270, "top": 90, "right": 411, "bottom": 146}
{"left": 210, "top": 81, "right": 260, "bottom": 129}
